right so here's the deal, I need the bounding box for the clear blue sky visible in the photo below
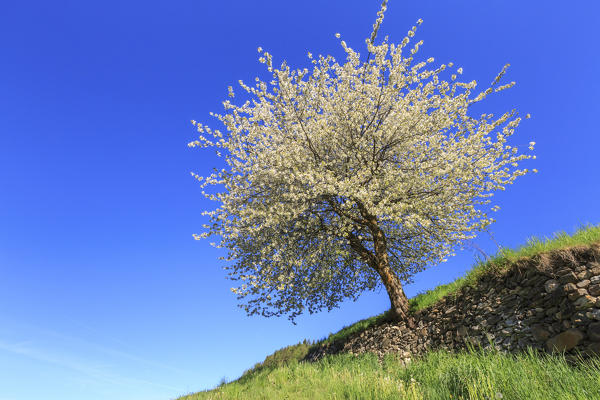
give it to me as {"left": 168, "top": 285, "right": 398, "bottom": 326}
{"left": 1, "top": 1, "right": 599, "bottom": 399}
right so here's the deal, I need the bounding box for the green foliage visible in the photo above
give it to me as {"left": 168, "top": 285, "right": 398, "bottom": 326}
{"left": 318, "top": 310, "right": 393, "bottom": 346}
{"left": 237, "top": 339, "right": 314, "bottom": 382}
{"left": 178, "top": 346, "right": 600, "bottom": 399}
{"left": 408, "top": 278, "right": 469, "bottom": 312}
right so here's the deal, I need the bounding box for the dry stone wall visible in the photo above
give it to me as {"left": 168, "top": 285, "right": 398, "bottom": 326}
{"left": 305, "top": 244, "right": 600, "bottom": 365}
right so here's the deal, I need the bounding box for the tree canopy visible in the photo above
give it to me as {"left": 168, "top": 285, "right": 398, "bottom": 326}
{"left": 188, "top": 0, "right": 535, "bottom": 323}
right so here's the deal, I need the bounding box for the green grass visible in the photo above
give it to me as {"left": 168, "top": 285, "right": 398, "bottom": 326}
{"left": 179, "top": 346, "right": 600, "bottom": 400}
{"left": 177, "top": 222, "right": 600, "bottom": 399}
{"left": 410, "top": 222, "right": 600, "bottom": 312}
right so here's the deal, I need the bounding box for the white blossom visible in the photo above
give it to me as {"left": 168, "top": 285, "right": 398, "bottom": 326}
{"left": 189, "top": 2, "right": 535, "bottom": 323}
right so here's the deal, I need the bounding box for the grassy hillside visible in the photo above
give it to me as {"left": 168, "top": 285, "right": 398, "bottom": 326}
{"left": 177, "top": 223, "right": 600, "bottom": 400}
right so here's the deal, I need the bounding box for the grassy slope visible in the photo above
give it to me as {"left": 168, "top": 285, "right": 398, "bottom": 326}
{"left": 178, "top": 223, "right": 600, "bottom": 400}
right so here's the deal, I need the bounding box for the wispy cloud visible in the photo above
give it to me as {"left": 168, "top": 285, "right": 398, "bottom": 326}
{"left": 0, "top": 315, "right": 191, "bottom": 374}
{"left": 0, "top": 338, "right": 184, "bottom": 392}
{"left": 61, "top": 317, "right": 192, "bottom": 375}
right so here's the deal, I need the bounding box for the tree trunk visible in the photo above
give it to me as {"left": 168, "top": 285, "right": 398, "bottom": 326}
{"left": 348, "top": 201, "right": 415, "bottom": 329}
{"left": 370, "top": 230, "right": 415, "bottom": 329}
{"left": 362, "top": 209, "right": 415, "bottom": 328}
{"left": 373, "top": 260, "right": 412, "bottom": 321}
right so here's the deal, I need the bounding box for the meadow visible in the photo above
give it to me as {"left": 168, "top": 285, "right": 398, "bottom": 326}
{"left": 177, "top": 223, "right": 600, "bottom": 400}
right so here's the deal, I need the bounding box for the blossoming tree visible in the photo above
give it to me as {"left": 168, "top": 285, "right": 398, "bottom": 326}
{"left": 188, "top": 0, "right": 536, "bottom": 325}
